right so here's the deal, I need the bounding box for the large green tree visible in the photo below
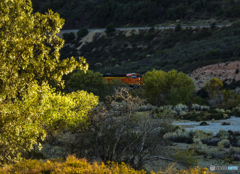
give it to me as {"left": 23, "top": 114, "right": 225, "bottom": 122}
{"left": 143, "top": 69, "right": 195, "bottom": 106}
{"left": 0, "top": 0, "right": 97, "bottom": 165}
{"left": 0, "top": 0, "right": 88, "bottom": 101}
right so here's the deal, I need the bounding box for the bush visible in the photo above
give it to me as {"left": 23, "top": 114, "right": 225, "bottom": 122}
{"left": 204, "top": 77, "right": 224, "bottom": 107}
{"left": 129, "top": 87, "right": 146, "bottom": 101}
{"left": 192, "top": 96, "right": 207, "bottom": 105}
{"left": 216, "top": 129, "right": 230, "bottom": 139}
{"left": 163, "top": 127, "right": 192, "bottom": 143}
{"left": 148, "top": 26, "right": 155, "bottom": 33}
{"left": 168, "top": 149, "right": 199, "bottom": 167}
{"left": 105, "top": 23, "right": 116, "bottom": 35}
{"left": 222, "top": 122, "right": 230, "bottom": 125}
{"left": 66, "top": 70, "right": 105, "bottom": 101}
{"left": 104, "top": 79, "right": 128, "bottom": 99}
{"left": 199, "top": 121, "right": 209, "bottom": 126}
{"left": 77, "top": 27, "right": 88, "bottom": 38}
{"left": 0, "top": 155, "right": 218, "bottom": 174}
{"left": 230, "top": 146, "right": 240, "bottom": 161}
{"left": 210, "top": 22, "right": 217, "bottom": 29}
{"left": 218, "top": 139, "right": 230, "bottom": 148}
{"left": 203, "top": 138, "right": 221, "bottom": 146}
{"left": 63, "top": 32, "right": 75, "bottom": 41}
{"left": 175, "top": 23, "right": 182, "bottom": 32}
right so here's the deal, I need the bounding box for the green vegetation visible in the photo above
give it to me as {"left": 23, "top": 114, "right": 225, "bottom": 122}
{"left": 32, "top": 0, "right": 240, "bottom": 29}
{"left": 174, "top": 23, "right": 182, "bottom": 32}
{"left": 105, "top": 23, "right": 116, "bottom": 36}
{"left": 0, "top": 155, "right": 218, "bottom": 174}
{"left": 59, "top": 21, "right": 240, "bottom": 76}
{"left": 0, "top": 0, "right": 95, "bottom": 164}
{"left": 143, "top": 69, "right": 195, "bottom": 106}
{"left": 67, "top": 70, "right": 105, "bottom": 100}
{"left": 77, "top": 27, "right": 88, "bottom": 38}
{"left": 63, "top": 32, "right": 75, "bottom": 42}
{"left": 66, "top": 71, "right": 127, "bottom": 101}
{"left": 2, "top": 0, "right": 240, "bottom": 173}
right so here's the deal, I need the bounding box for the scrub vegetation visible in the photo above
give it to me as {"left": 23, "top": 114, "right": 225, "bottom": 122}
{"left": 1, "top": 0, "right": 240, "bottom": 173}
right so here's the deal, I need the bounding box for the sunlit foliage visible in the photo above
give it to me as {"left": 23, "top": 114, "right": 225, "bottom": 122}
{"left": 0, "top": 155, "right": 218, "bottom": 174}
{"left": 143, "top": 69, "right": 195, "bottom": 106}
{"left": 0, "top": 0, "right": 95, "bottom": 165}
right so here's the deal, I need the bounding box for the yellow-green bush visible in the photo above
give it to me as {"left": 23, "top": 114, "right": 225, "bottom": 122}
{"left": 143, "top": 69, "right": 195, "bottom": 106}
{"left": 0, "top": 155, "right": 218, "bottom": 174}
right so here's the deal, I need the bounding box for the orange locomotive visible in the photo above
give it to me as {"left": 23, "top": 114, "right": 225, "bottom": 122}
{"left": 101, "top": 73, "right": 144, "bottom": 88}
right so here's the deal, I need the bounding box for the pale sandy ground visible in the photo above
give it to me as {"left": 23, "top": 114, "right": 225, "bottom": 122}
{"left": 173, "top": 116, "right": 240, "bottom": 136}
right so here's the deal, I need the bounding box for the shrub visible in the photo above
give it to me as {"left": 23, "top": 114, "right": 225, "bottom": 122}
{"left": 0, "top": 155, "right": 219, "bottom": 174}
{"left": 105, "top": 23, "right": 116, "bottom": 35}
{"left": 200, "top": 121, "right": 209, "bottom": 126}
{"left": 218, "top": 99, "right": 237, "bottom": 109}
{"left": 129, "top": 87, "right": 146, "bottom": 101}
{"left": 218, "top": 139, "right": 230, "bottom": 148}
{"left": 221, "top": 122, "right": 230, "bottom": 125}
{"left": 224, "top": 157, "right": 234, "bottom": 164}
{"left": 203, "top": 138, "right": 222, "bottom": 146}
{"left": 216, "top": 129, "right": 230, "bottom": 139}
{"left": 229, "top": 147, "right": 240, "bottom": 161}
{"left": 238, "top": 139, "right": 240, "bottom": 147}
{"left": 204, "top": 77, "right": 224, "bottom": 107}
{"left": 175, "top": 23, "right": 182, "bottom": 32}
{"left": 168, "top": 149, "right": 199, "bottom": 167}
{"left": 210, "top": 148, "right": 225, "bottom": 159}
{"left": 163, "top": 128, "right": 192, "bottom": 143}
{"left": 104, "top": 79, "right": 128, "bottom": 99}
{"left": 63, "top": 32, "right": 75, "bottom": 41}
{"left": 210, "top": 22, "right": 217, "bottom": 29}
{"left": 192, "top": 96, "right": 207, "bottom": 105}
{"left": 77, "top": 27, "right": 88, "bottom": 38}
{"left": 148, "top": 26, "right": 155, "bottom": 33}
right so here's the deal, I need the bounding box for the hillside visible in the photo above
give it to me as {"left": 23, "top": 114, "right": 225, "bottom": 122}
{"left": 32, "top": 0, "right": 240, "bottom": 29}
{"left": 59, "top": 22, "right": 240, "bottom": 92}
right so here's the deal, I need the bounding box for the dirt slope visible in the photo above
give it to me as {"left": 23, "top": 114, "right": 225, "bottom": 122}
{"left": 188, "top": 61, "right": 240, "bottom": 92}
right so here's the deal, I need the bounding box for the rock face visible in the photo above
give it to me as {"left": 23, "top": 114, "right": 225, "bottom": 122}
{"left": 188, "top": 61, "right": 240, "bottom": 92}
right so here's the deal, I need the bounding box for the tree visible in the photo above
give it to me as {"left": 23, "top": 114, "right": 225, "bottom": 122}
{"left": 0, "top": 83, "right": 98, "bottom": 164}
{"left": 143, "top": 69, "right": 195, "bottom": 106}
{"left": 63, "top": 32, "right": 75, "bottom": 42}
{"left": 204, "top": 77, "right": 224, "bottom": 107}
{"left": 67, "top": 70, "right": 105, "bottom": 100}
{"left": 0, "top": 0, "right": 88, "bottom": 101}
{"left": 105, "top": 23, "right": 116, "bottom": 35}
{"left": 77, "top": 27, "right": 89, "bottom": 38}
{"left": 174, "top": 23, "right": 182, "bottom": 32}
{"left": 210, "top": 22, "right": 217, "bottom": 29}
{"left": 0, "top": 0, "right": 95, "bottom": 165}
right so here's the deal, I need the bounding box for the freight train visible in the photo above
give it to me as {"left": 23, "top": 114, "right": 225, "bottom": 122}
{"left": 101, "top": 73, "right": 144, "bottom": 89}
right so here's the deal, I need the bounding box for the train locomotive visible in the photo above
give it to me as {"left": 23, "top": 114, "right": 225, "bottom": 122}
{"left": 101, "top": 73, "right": 144, "bottom": 89}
